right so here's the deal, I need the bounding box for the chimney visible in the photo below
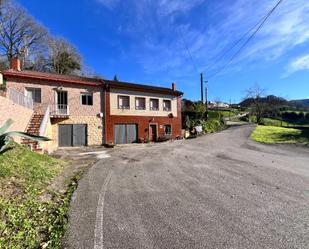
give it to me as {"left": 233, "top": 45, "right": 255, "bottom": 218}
{"left": 172, "top": 82, "right": 176, "bottom": 91}
{"left": 10, "top": 58, "right": 21, "bottom": 71}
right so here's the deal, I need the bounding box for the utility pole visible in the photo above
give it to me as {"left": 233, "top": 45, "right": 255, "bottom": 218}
{"left": 229, "top": 99, "right": 231, "bottom": 121}
{"left": 200, "top": 73, "right": 204, "bottom": 103}
{"left": 205, "top": 81, "right": 208, "bottom": 120}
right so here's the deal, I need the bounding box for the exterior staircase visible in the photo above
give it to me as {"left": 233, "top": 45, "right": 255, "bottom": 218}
{"left": 21, "top": 114, "right": 44, "bottom": 152}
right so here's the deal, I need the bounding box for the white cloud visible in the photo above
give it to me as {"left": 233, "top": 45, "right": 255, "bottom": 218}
{"left": 157, "top": 0, "right": 203, "bottom": 16}
{"left": 285, "top": 54, "right": 309, "bottom": 76}
{"left": 96, "top": 0, "right": 119, "bottom": 9}
{"left": 95, "top": 0, "right": 309, "bottom": 81}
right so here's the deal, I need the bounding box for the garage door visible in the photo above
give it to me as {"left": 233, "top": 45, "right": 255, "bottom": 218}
{"left": 59, "top": 124, "right": 87, "bottom": 147}
{"left": 114, "top": 124, "right": 137, "bottom": 144}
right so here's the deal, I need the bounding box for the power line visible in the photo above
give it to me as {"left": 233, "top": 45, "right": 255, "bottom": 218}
{"left": 203, "top": 10, "right": 272, "bottom": 73}
{"left": 178, "top": 27, "right": 200, "bottom": 74}
{"left": 207, "top": 0, "right": 284, "bottom": 80}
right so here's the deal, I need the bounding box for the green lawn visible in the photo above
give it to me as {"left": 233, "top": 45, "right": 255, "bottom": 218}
{"left": 249, "top": 116, "right": 309, "bottom": 128}
{"left": 251, "top": 125, "right": 309, "bottom": 145}
{"left": 0, "top": 143, "right": 71, "bottom": 249}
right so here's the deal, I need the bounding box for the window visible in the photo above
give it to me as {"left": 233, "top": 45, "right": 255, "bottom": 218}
{"left": 163, "top": 100, "right": 171, "bottom": 111}
{"left": 164, "top": 125, "right": 172, "bottom": 135}
{"left": 118, "top": 95, "right": 130, "bottom": 109}
{"left": 150, "top": 98, "right": 159, "bottom": 111}
{"left": 26, "top": 88, "right": 41, "bottom": 103}
{"left": 135, "top": 97, "right": 146, "bottom": 110}
{"left": 81, "top": 93, "right": 93, "bottom": 106}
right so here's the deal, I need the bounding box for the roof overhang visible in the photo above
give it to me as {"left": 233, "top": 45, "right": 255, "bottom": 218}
{"left": 2, "top": 71, "right": 103, "bottom": 86}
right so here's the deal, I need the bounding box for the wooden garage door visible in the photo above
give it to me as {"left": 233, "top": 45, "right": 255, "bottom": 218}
{"left": 114, "top": 124, "right": 137, "bottom": 144}
{"left": 59, "top": 124, "right": 87, "bottom": 147}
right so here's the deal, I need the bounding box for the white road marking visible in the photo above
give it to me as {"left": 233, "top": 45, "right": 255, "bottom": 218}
{"left": 94, "top": 170, "right": 113, "bottom": 249}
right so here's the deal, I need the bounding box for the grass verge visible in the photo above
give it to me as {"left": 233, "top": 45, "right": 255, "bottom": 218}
{"left": 251, "top": 125, "right": 309, "bottom": 145}
{"left": 0, "top": 143, "right": 76, "bottom": 249}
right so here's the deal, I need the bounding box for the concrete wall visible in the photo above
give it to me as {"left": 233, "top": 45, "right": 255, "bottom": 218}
{"left": 0, "top": 96, "right": 33, "bottom": 142}
{"left": 39, "top": 117, "right": 54, "bottom": 153}
{"left": 109, "top": 88, "right": 178, "bottom": 117}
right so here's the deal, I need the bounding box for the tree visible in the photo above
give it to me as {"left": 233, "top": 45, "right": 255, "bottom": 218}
{"left": 113, "top": 74, "right": 119, "bottom": 81}
{"left": 245, "top": 84, "right": 267, "bottom": 124}
{"left": 29, "top": 37, "right": 82, "bottom": 75}
{"left": 0, "top": 1, "right": 47, "bottom": 63}
{"left": 0, "top": 0, "right": 5, "bottom": 16}
{"left": 47, "top": 37, "right": 81, "bottom": 75}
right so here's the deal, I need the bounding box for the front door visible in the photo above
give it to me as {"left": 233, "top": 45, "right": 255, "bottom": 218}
{"left": 57, "top": 91, "right": 68, "bottom": 115}
{"left": 149, "top": 124, "right": 157, "bottom": 142}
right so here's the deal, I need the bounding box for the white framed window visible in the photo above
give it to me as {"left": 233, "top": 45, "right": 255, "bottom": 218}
{"left": 81, "top": 93, "right": 93, "bottom": 106}
{"left": 164, "top": 125, "right": 172, "bottom": 135}
{"left": 118, "top": 95, "right": 130, "bottom": 109}
{"left": 163, "top": 100, "right": 171, "bottom": 111}
{"left": 150, "top": 98, "right": 159, "bottom": 111}
{"left": 135, "top": 97, "right": 146, "bottom": 110}
{"left": 25, "top": 88, "right": 41, "bottom": 103}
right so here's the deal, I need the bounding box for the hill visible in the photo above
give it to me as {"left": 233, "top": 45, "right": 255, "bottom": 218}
{"left": 289, "top": 99, "right": 309, "bottom": 107}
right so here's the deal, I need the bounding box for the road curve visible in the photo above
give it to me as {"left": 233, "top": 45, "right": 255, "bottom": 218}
{"left": 64, "top": 124, "right": 309, "bottom": 249}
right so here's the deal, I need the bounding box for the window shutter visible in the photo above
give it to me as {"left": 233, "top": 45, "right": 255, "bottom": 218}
{"left": 34, "top": 89, "right": 41, "bottom": 103}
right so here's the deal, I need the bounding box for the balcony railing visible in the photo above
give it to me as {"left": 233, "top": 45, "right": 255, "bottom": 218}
{"left": 8, "top": 88, "right": 33, "bottom": 109}
{"left": 49, "top": 104, "right": 70, "bottom": 117}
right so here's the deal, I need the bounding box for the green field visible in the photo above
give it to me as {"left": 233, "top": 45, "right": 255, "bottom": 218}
{"left": 251, "top": 125, "right": 309, "bottom": 145}
{"left": 0, "top": 143, "right": 71, "bottom": 249}
{"left": 249, "top": 116, "right": 309, "bottom": 128}
{"left": 208, "top": 109, "right": 239, "bottom": 119}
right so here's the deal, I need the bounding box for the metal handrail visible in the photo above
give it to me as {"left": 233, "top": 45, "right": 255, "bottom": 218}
{"left": 49, "top": 104, "right": 70, "bottom": 116}
{"left": 8, "top": 88, "right": 33, "bottom": 109}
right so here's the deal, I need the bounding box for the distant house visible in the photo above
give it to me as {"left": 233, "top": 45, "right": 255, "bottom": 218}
{"left": 0, "top": 58, "right": 183, "bottom": 152}
{"left": 208, "top": 101, "right": 229, "bottom": 109}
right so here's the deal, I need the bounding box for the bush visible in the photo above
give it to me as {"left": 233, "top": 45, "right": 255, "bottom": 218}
{"left": 202, "top": 119, "right": 226, "bottom": 134}
{"left": 207, "top": 111, "right": 221, "bottom": 120}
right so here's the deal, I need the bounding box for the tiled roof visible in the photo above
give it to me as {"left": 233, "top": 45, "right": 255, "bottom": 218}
{"left": 2, "top": 69, "right": 103, "bottom": 86}
{"left": 2, "top": 69, "right": 183, "bottom": 96}
{"left": 104, "top": 80, "right": 183, "bottom": 96}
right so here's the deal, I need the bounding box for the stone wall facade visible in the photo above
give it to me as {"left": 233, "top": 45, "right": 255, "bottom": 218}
{"left": 51, "top": 116, "right": 103, "bottom": 147}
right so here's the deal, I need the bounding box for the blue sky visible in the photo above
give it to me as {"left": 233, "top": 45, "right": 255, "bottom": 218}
{"left": 18, "top": 0, "right": 309, "bottom": 102}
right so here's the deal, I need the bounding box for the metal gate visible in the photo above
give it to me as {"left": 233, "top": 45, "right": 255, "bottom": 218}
{"left": 58, "top": 124, "right": 87, "bottom": 147}
{"left": 114, "top": 124, "right": 137, "bottom": 144}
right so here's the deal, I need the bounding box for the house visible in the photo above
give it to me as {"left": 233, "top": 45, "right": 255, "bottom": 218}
{"left": 0, "top": 58, "right": 183, "bottom": 152}
{"left": 208, "top": 101, "right": 230, "bottom": 109}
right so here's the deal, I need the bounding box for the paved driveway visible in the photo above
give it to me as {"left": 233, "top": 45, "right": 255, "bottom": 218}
{"left": 64, "top": 125, "right": 309, "bottom": 249}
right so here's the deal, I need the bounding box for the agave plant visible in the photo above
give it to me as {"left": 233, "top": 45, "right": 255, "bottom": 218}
{"left": 0, "top": 119, "right": 51, "bottom": 153}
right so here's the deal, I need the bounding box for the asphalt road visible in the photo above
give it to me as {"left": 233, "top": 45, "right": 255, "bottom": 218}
{"left": 64, "top": 124, "right": 309, "bottom": 249}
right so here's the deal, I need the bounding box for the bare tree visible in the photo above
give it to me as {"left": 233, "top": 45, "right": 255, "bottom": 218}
{"left": 245, "top": 84, "right": 267, "bottom": 124}
{"left": 0, "top": 1, "right": 47, "bottom": 63}
{"left": 47, "top": 37, "right": 81, "bottom": 75}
